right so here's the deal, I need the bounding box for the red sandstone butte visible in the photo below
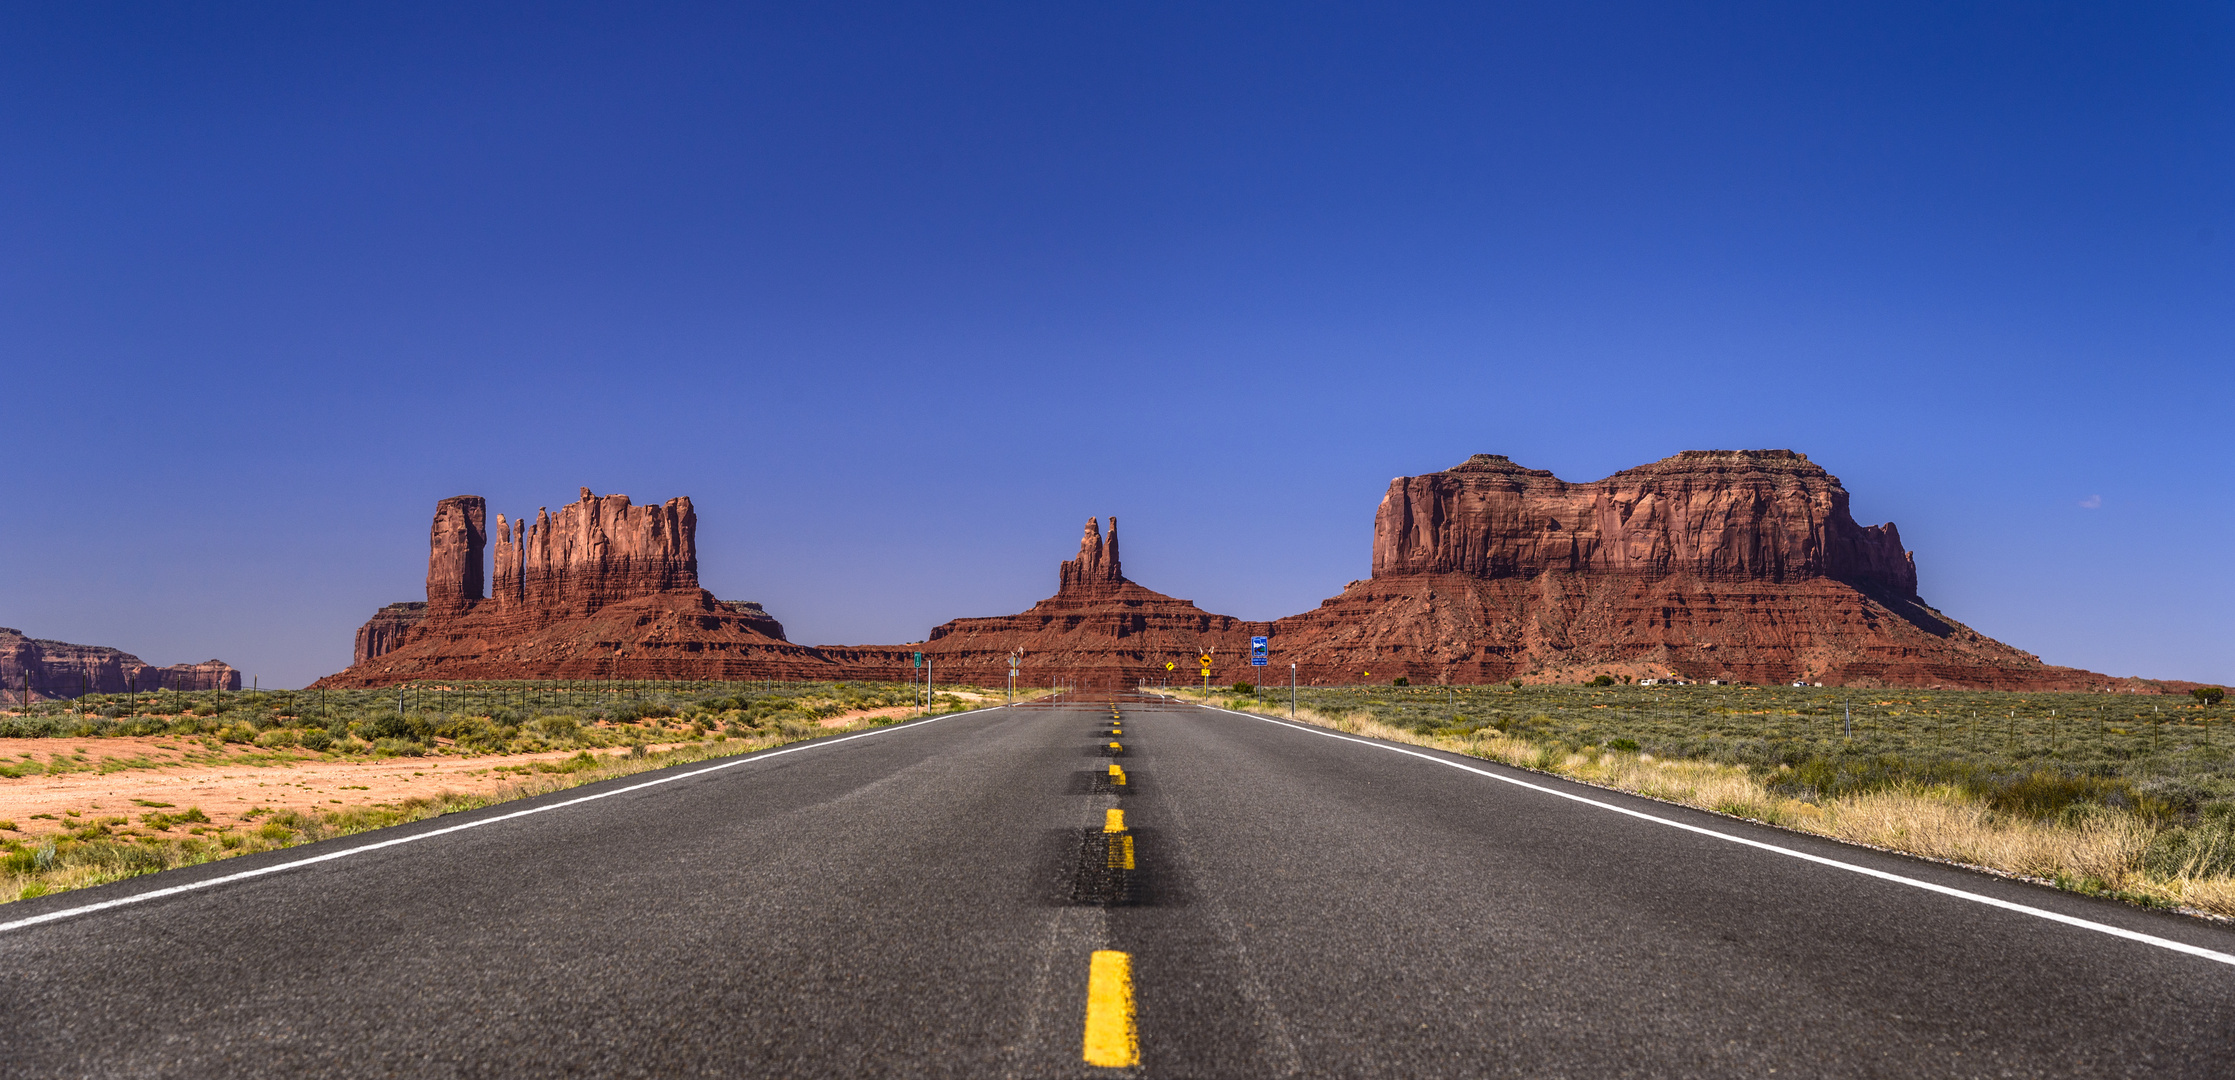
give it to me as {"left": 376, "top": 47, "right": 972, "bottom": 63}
{"left": 315, "top": 458, "right": 2188, "bottom": 693}
{"left": 0, "top": 627, "right": 240, "bottom": 702}
{"left": 1267, "top": 451, "right": 2152, "bottom": 690}
{"left": 317, "top": 488, "right": 857, "bottom": 687}
{"left": 914, "top": 517, "right": 1266, "bottom": 687}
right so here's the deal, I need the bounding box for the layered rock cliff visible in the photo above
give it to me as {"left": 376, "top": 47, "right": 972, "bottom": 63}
{"left": 1272, "top": 451, "right": 2123, "bottom": 689}
{"left": 425, "top": 497, "right": 487, "bottom": 616}
{"left": 318, "top": 459, "right": 2156, "bottom": 693}
{"left": 1373, "top": 451, "right": 1916, "bottom": 594}
{"left": 0, "top": 628, "right": 241, "bottom": 701}
{"left": 353, "top": 603, "right": 427, "bottom": 665}
{"left": 490, "top": 488, "right": 699, "bottom": 619}
{"left": 320, "top": 487, "right": 819, "bottom": 687}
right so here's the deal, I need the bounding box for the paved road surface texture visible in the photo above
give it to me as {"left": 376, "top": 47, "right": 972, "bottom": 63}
{"left": 3, "top": 696, "right": 2232, "bottom": 1077}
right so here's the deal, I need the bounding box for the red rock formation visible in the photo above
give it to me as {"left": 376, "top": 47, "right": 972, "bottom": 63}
{"left": 516, "top": 489, "right": 698, "bottom": 617}
{"left": 1374, "top": 451, "right": 1916, "bottom": 594}
{"left": 717, "top": 601, "right": 789, "bottom": 641}
{"left": 322, "top": 590, "right": 857, "bottom": 685}
{"left": 1059, "top": 517, "right": 1125, "bottom": 595}
{"left": 316, "top": 462, "right": 2176, "bottom": 694}
{"left": 319, "top": 488, "right": 854, "bottom": 687}
{"left": 0, "top": 627, "right": 241, "bottom": 701}
{"left": 353, "top": 603, "right": 426, "bottom": 665}
{"left": 1270, "top": 451, "right": 2138, "bottom": 690}
{"left": 425, "top": 496, "right": 487, "bottom": 616}
{"left": 918, "top": 517, "right": 1267, "bottom": 690}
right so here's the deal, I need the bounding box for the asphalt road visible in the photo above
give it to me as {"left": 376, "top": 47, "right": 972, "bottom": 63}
{"left": 3, "top": 696, "right": 2232, "bottom": 1078}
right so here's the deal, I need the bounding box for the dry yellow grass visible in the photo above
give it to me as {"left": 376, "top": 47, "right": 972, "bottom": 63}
{"left": 1178, "top": 691, "right": 2235, "bottom": 918}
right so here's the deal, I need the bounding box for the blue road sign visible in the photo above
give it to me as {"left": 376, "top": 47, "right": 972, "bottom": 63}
{"left": 1250, "top": 657, "right": 1268, "bottom": 666}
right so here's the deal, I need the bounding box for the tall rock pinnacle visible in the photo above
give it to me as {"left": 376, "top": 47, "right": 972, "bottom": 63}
{"left": 425, "top": 496, "right": 487, "bottom": 615}
{"left": 1058, "top": 516, "right": 1125, "bottom": 594}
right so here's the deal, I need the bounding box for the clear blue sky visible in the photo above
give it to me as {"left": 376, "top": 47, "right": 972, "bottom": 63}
{"left": 3, "top": 3, "right": 2229, "bottom": 688}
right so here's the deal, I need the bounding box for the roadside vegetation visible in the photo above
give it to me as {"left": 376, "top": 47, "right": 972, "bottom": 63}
{"left": 0, "top": 679, "right": 996, "bottom": 905}
{"left": 1179, "top": 681, "right": 2235, "bottom": 918}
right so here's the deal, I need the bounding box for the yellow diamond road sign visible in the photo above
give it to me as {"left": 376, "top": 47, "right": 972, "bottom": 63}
{"left": 1164, "top": 662, "right": 1174, "bottom": 670}
{"left": 1198, "top": 654, "right": 1211, "bottom": 665}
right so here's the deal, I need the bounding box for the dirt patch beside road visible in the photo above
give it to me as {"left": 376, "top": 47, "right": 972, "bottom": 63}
{"left": 0, "top": 737, "right": 690, "bottom": 839}
{"left": 0, "top": 695, "right": 995, "bottom": 839}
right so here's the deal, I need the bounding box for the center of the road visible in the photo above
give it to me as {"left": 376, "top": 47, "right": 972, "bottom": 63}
{"left": 1077, "top": 701, "right": 1144, "bottom": 1069}
{"left": 1083, "top": 949, "right": 1140, "bottom": 1068}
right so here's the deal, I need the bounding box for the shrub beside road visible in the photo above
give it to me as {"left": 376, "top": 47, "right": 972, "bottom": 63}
{"left": 1175, "top": 681, "right": 2235, "bottom": 917}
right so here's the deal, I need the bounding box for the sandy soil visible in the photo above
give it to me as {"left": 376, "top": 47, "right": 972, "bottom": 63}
{"left": 0, "top": 737, "right": 677, "bottom": 839}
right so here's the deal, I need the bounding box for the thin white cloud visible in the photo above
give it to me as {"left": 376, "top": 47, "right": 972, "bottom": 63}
{"left": 2078, "top": 494, "right": 2102, "bottom": 509}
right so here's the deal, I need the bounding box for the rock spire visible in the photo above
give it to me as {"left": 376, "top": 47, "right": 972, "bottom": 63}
{"left": 424, "top": 496, "right": 487, "bottom": 615}
{"left": 1059, "top": 516, "right": 1125, "bottom": 594}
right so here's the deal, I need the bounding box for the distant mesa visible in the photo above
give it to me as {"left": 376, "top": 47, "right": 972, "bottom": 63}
{"left": 315, "top": 456, "right": 2182, "bottom": 692}
{"left": 1, "top": 628, "right": 239, "bottom": 702}
{"left": 1267, "top": 449, "right": 2142, "bottom": 690}
{"left": 915, "top": 516, "right": 1267, "bottom": 680}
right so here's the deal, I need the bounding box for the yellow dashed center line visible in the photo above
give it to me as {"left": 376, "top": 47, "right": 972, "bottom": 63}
{"left": 1083, "top": 950, "right": 1140, "bottom": 1067}
{"left": 1103, "top": 808, "right": 1125, "bottom": 833}
{"left": 1108, "top": 763, "right": 1126, "bottom": 786}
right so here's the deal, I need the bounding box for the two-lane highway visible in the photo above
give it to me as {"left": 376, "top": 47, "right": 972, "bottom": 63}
{"left": 3, "top": 697, "right": 2231, "bottom": 1077}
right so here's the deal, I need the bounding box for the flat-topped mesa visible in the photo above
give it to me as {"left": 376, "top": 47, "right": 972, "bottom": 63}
{"left": 1057, "top": 516, "right": 1125, "bottom": 595}
{"left": 425, "top": 496, "right": 487, "bottom": 615}
{"left": 1372, "top": 450, "right": 1918, "bottom": 596}
{"left": 0, "top": 628, "right": 240, "bottom": 699}
{"left": 492, "top": 488, "right": 700, "bottom": 618}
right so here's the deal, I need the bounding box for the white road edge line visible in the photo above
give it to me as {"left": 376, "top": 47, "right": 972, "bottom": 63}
{"left": 0, "top": 705, "right": 1011, "bottom": 934}
{"left": 1196, "top": 702, "right": 2235, "bottom": 969}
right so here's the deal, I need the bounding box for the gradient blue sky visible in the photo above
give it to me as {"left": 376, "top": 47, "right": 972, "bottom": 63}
{"left": 3, "top": 2, "right": 2229, "bottom": 688}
